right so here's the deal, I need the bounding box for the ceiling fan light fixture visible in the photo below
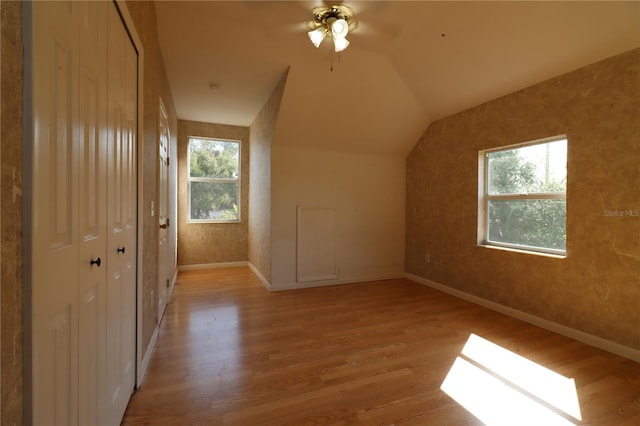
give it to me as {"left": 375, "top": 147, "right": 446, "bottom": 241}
{"left": 308, "top": 27, "right": 327, "bottom": 48}
{"left": 333, "top": 37, "right": 349, "bottom": 52}
{"left": 307, "top": 5, "right": 357, "bottom": 52}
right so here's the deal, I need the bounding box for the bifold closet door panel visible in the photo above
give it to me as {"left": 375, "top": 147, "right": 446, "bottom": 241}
{"left": 105, "top": 2, "right": 137, "bottom": 423}
{"left": 77, "top": 2, "right": 109, "bottom": 425}
{"left": 31, "top": 2, "right": 81, "bottom": 424}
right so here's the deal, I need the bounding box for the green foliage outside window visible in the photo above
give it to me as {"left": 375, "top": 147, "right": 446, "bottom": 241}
{"left": 189, "top": 138, "right": 239, "bottom": 221}
{"left": 486, "top": 141, "right": 566, "bottom": 252}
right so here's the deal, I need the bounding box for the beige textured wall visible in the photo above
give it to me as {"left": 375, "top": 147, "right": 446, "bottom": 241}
{"left": 124, "top": 1, "right": 179, "bottom": 353}
{"left": 406, "top": 48, "right": 640, "bottom": 349}
{"left": 178, "top": 120, "right": 249, "bottom": 266}
{"left": 248, "top": 72, "right": 288, "bottom": 283}
{"left": 271, "top": 146, "right": 406, "bottom": 290}
{"left": 1, "top": 2, "right": 23, "bottom": 424}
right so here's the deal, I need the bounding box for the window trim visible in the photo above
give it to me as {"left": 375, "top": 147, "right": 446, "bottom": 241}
{"left": 478, "top": 135, "right": 567, "bottom": 256}
{"left": 187, "top": 136, "right": 241, "bottom": 224}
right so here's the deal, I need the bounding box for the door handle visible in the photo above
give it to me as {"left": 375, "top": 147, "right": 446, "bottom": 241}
{"left": 117, "top": 246, "right": 126, "bottom": 254}
{"left": 90, "top": 257, "right": 102, "bottom": 268}
{"left": 159, "top": 224, "right": 167, "bottom": 229}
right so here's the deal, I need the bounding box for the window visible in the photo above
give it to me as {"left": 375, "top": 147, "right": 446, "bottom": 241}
{"left": 188, "top": 137, "right": 240, "bottom": 222}
{"left": 479, "top": 136, "right": 567, "bottom": 255}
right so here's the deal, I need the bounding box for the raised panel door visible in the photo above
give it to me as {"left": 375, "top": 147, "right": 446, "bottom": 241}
{"left": 106, "top": 3, "right": 137, "bottom": 423}
{"left": 77, "top": 2, "right": 108, "bottom": 424}
{"left": 158, "top": 98, "right": 170, "bottom": 317}
{"left": 32, "top": 2, "right": 80, "bottom": 424}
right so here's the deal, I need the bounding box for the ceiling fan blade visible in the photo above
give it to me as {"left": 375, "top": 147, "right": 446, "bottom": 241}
{"left": 242, "top": 1, "right": 315, "bottom": 43}
{"left": 262, "top": 21, "right": 310, "bottom": 42}
{"left": 354, "top": 18, "right": 401, "bottom": 43}
{"left": 347, "top": 0, "right": 391, "bottom": 16}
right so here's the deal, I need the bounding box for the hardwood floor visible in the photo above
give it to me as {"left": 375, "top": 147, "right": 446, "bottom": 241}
{"left": 122, "top": 267, "right": 640, "bottom": 425}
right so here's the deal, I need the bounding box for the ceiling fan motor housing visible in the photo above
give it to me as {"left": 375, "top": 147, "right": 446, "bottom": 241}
{"left": 309, "top": 5, "right": 358, "bottom": 37}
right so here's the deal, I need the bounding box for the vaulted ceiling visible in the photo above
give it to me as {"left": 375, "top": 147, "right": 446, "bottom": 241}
{"left": 155, "top": 1, "right": 639, "bottom": 156}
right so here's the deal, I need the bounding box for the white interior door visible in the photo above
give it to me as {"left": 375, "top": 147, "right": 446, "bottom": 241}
{"left": 158, "top": 98, "right": 170, "bottom": 318}
{"left": 105, "top": 3, "right": 137, "bottom": 423}
{"left": 77, "top": 2, "right": 108, "bottom": 424}
{"left": 32, "top": 2, "right": 80, "bottom": 424}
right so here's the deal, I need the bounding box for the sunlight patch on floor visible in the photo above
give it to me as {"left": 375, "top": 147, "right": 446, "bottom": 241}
{"left": 441, "top": 333, "right": 581, "bottom": 425}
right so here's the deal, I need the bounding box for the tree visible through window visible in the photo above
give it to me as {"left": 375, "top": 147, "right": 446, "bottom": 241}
{"left": 188, "top": 137, "right": 240, "bottom": 222}
{"left": 481, "top": 137, "right": 567, "bottom": 255}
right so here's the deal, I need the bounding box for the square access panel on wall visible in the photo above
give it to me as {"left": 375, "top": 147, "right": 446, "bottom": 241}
{"left": 296, "top": 206, "right": 338, "bottom": 283}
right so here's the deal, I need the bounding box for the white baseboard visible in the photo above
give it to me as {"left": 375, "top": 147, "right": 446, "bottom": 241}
{"left": 271, "top": 272, "right": 404, "bottom": 292}
{"left": 137, "top": 325, "right": 159, "bottom": 387}
{"left": 248, "top": 262, "right": 271, "bottom": 290}
{"left": 405, "top": 273, "right": 640, "bottom": 363}
{"left": 177, "top": 261, "right": 248, "bottom": 271}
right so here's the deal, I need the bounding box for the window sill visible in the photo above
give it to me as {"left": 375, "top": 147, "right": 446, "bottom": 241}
{"left": 186, "top": 220, "right": 241, "bottom": 224}
{"left": 478, "top": 243, "right": 566, "bottom": 259}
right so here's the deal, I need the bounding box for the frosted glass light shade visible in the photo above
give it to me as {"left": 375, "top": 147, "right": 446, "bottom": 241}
{"left": 331, "top": 18, "right": 349, "bottom": 38}
{"left": 333, "top": 37, "right": 350, "bottom": 52}
{"left": 308, "top": 28, "right": 326, "bottom": 48}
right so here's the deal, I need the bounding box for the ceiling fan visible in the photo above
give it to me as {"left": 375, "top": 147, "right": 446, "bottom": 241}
{"left": 251, "top": 0, "right": 400, "bottom": 54}
{"left": 306, "top": 4, "right": 358, "bottom": 52}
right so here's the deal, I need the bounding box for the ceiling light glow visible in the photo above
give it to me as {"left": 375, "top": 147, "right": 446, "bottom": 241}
{"left": 308, "top": 27, "right": 327, "bottom": 48}
{"left": 307, "top": 5, "right": 357, "bottom": 53}
{"left": 331, "top": 19, "right": 348, "bottom": 38}
{"left": 333, "top": 37, "right": 349, "bottom": 52}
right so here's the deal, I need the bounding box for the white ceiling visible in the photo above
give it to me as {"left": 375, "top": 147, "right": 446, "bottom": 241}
{"left": 155, "top": 1, "right": 639, "bottom": 156}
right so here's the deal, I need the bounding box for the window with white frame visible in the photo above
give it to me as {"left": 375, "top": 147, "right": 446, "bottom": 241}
{"left": 188, "top": 137, "right": 240, "bottom": 222}
{"left": 479, "top": 136, "right": 567, "bottom": 255}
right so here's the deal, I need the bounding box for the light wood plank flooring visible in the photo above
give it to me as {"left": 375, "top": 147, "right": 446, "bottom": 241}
{"left": 122, "top": 267, "right": 640, "bottom": 425}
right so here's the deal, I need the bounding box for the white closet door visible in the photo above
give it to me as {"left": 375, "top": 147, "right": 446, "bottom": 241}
{"left": 77, "top": 2, "right": 108, "bottom": 425}
{"left": 158, "top": 99, "right": 170, "bottom": 317}
{"left": 32, "top": 2, "right": 80, "bottom": 424}
{"left": 32, "top": 2, "right": 137, "bottom": 425}
{"left": 105, "top": 3, "right": 137, "bottom": 423}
